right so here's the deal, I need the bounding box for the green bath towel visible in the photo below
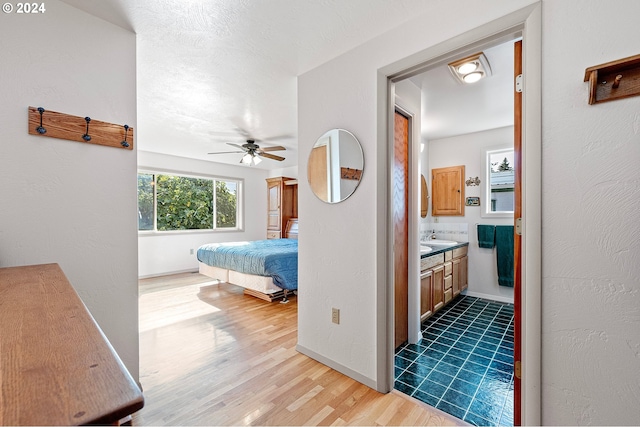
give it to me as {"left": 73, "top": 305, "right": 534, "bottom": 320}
{"left": 477, "top": 224, "right": 495, "bottom": 248}
{"left": 495, "top": 225, "right": 514, "bottom": 287}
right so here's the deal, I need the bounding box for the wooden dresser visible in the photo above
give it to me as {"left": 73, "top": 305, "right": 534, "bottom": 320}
{"left": 0, "top": 263, "right": 144, "bottom": 426}
{"left": 266, "top": 176, "right": 298, "bottom": 239}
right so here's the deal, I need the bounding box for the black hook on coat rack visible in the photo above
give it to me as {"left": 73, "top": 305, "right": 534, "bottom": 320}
{"left": 82, "top": 117, "right": 91, "bottom": 141}
{"left": 121, "top": 124, "right": 130, "bottom": 147}
{"left": 35, "top": 107, "right": 46, "bottom": 134}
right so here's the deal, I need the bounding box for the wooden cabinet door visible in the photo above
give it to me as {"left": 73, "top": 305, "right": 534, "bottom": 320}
{"left": 460, "top": 255, "right": 468, "bottom": 291}
{"left": 420, "top": 270, "right": 433, "bottom": 322}
{"left": 432, "top": 265, "right": 445, "bottom": 312}
{"left": 452, "top": 258, "right": 461, "bottom": 296}
{"left": 267, "top": 179, "right": 281, "bottom": 230}
{"left": 432, "top": 165, "right": 465, "bottom": 216}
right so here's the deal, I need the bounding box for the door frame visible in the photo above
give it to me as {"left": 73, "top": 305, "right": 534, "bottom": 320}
{"left": 377, "top": 3, "right": 541, "bottom": 425}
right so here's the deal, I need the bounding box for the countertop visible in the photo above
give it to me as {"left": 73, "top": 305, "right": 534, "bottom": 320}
{"left": 0, "top": 263, "right": 144, "bottom": 425}
{"left": 420, "top": 241, "right": 469, "bottom": 258}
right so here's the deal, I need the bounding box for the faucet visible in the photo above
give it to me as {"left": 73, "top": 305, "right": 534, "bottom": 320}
{"left": 423, "top": 230, "right": 437, "bottom": 241}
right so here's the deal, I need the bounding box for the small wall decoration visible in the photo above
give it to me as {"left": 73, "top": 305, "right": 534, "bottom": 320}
{"left": 466, "top": 176, "right": 481, "bottom": 186}
{"left": 28, "top": 106, "right": 134, "bottom": 150}
{"left": 466, "top": 196, "right": 480, "bottom": 206}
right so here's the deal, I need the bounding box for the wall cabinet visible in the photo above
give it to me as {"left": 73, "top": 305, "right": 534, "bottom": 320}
{"left": 420, "top": 245, "right": 468, "bottom": 321}
{"left": 431, "top": 165, "right": 465, "bottom": 216}
{"left": 266, "top": 177, "right": 297, "bottom": 239}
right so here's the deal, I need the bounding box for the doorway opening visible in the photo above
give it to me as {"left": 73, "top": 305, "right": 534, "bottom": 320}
{"left": 384, "top": 7, "right": 541, "bottom": 424}
{"left": 392, "top": 36, "right": 520, "bottom": 425}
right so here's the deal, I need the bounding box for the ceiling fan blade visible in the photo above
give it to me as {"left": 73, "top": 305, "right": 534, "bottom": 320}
{"left": 227, "top": 142, "right": 247, "bottom": 151}
{"left": 208, "top": 150, "right": 244, "bottom": 155}
{"left": 259, "top": 152, "right": 285, "bottom": 161}
{"left": 259, "top": 134, "right": 295, "bottom": 142}
{"left": 259, "top": 145, "right": 286, "bottom": 152}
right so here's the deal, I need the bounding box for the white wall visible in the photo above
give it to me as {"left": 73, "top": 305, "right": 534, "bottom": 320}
{"left": 269, "top": 165, "right": 299, "bottom": 180}
{"left": 137, "top": 151, "right": 273, "bottom": 277}
{"left": 297, "top": 0, "right": 535, "bottom": 388}
{"left": 541, "top": 0, "right": 640, "bottom": 424}
{"left": 0, "top": 1, "right": 139, "bottom": 379}
{"left": 299, "top": 0, "right": 640, "bottom": 424}
{"left": 428, "top": 127, "right": 514, "bottom": 302}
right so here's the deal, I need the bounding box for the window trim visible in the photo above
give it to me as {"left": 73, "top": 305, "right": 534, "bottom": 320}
{"left": 481, "top": 145, "right": 515, "bottom": 218}
{"left": 137, "top": 168, "right": 245, "bottom": 234}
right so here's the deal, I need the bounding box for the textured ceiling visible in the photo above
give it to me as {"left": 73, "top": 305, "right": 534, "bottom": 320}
{"left": 60, "top": 0, "right": 513, "bottom": 169}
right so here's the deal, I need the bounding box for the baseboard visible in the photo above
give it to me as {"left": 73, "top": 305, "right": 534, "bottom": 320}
{"left": 138, "top": 268, "right": 199, "bottom": 280}
{"left": 296, "top": 344, "right": 378, "bottom": 391}
{"left": 462, "top": 290, "right": 514, "bottom": 304}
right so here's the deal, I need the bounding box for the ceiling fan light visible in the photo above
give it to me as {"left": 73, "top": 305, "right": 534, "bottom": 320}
{"left": 241, "top": 153, "right": 253, "bottom": 164}
{"left": 252, "top": 155, "right": 262, "bottom": 165}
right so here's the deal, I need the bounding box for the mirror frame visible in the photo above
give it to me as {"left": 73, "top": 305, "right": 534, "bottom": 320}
{"left": 307, "top": 128, "right": 364, "bottom": 203}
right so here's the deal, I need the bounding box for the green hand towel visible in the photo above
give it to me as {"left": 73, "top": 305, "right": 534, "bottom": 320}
{"left": 477, "top": 224, "right": 495, "bottom": 248}
{"left": 495, "top": 225, "right": 514, "bottom": 287}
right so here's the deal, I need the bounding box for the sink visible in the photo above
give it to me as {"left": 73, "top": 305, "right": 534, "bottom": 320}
{"left": 423, "top": 239, "right": 458, "bottom": 246}
{"left": 420, "top": 245, "right": 433, "bottom": 254}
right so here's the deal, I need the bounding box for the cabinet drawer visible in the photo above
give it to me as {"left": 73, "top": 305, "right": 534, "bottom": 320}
{"left": 444, "top": 250, "right": 453, "bottom": 261}
{"left": 453, "top": 246, "right": 468, "bottom": 258}
{"left": 267, "top": 231, "right": 281, "bottom": 239}
{"left": 444, "top": 288, "right": 453, "bottom": 303}
{"left": 420, "top": 253, "right": 444, "bottom": 271}
{"left": 444, "top": 274, "right": 452, "bottom": 290}
{"left": 444, "top": 261, "right": 452, "bottom": 277}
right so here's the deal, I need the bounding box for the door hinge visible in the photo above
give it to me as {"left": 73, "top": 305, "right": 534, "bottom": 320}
{"left": 515, "top": 74, "right": 523, "bottom": 93}
{"left": 515, "top": 360, "right": 522, "bottom": 379}
{"left": 515, "top": 217, "right": 523, "bottom": 236}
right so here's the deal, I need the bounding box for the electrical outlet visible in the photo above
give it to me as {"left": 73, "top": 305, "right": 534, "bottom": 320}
{"left": 189, "top": 248, "right": 194, "bottom": 255}
{"left": 332, "top": 308, "right": 340, "bottom": 324}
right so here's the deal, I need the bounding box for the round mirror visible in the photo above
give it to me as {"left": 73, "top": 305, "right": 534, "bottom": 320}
{"left": 308, "top": 129, "right": 364, "bottom": 203}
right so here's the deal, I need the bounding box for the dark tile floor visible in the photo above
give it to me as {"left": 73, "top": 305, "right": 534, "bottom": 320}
{"left": 395, "top": 295, "right": 514, "bottom": 426}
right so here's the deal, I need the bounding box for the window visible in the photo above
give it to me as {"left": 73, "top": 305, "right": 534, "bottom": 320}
{"left": 481, "top": 147, "right": 514, "bottom": 218}
{"left": 138, "top": 172, "right": 242, "bottom": 231}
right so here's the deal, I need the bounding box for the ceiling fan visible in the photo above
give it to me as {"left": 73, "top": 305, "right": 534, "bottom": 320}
{"left": 208, "top": 139, "right": 286, "bottom": 166}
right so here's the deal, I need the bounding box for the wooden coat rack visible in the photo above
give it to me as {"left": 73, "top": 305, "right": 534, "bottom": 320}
{"left": 28, "top": 106, "right": 134, "bottom": 150}
{"left": 340, "top": 167, "right": 362, "bottom": 181}
{"left": 584, "top": 53, "right": 640, "bottom": 105}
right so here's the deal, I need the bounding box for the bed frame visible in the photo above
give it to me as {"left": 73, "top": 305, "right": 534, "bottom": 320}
{"left": 198, "top": 218, "right": 298, "bottom": 302}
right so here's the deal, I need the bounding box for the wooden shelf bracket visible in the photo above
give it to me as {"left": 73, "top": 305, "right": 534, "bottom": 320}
{"left": 584, "top": 53, "right": 640, "bottom": 105}
{"left": 28, "top": 106, "right": 134, "bottom": 150}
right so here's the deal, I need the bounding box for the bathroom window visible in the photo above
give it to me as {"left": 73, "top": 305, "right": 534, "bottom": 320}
{"left": 481, "top": 147, "right": 514, "bottom": 218}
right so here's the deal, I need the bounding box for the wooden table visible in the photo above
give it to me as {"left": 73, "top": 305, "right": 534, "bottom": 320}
{"left": 0, "top": 263, "right": 144, "bottom": 425}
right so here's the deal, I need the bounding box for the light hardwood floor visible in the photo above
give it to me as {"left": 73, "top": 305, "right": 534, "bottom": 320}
{"left": 133, "top": 272, "right": 463, "bottom": 426}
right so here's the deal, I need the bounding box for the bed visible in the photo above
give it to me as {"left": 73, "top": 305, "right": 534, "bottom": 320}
{"left": 197, "top": 219, "right": 298, "bottom": 302}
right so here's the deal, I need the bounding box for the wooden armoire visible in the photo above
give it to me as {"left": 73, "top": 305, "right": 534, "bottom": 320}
{"left": 266, "top": 177, "right": 298, "bottom": 239}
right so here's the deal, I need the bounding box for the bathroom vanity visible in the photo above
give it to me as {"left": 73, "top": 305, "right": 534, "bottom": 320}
{"left": 419, "top": 243, "right": 469, "bottom": 322}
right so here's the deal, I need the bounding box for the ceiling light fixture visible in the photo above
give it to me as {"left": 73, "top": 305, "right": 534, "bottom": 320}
{"left": 240, "top": 152, "right": 262, "bottom": 166}
{"left": 448, "top": 52, "right": 492, "bottom": 84}
{"left": 241, "top": 153, "right": 253, "bottom": 164}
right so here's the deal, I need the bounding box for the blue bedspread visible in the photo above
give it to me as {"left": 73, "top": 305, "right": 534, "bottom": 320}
{"left": 197, "top": 239, "right": 298, "bottom": 290}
